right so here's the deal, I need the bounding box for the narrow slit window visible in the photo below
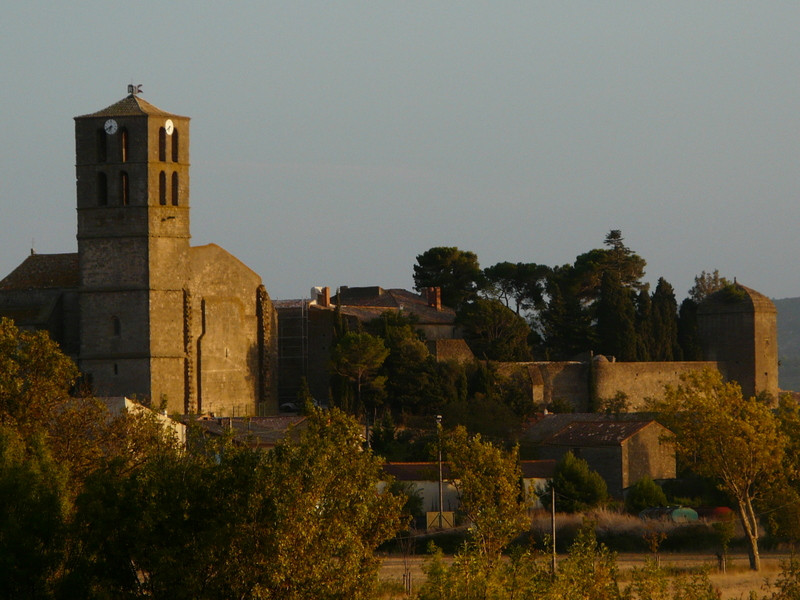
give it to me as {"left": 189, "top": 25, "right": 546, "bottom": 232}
{"left": 171, "top": 172, "right": 179, "bottom": 206}
{"left": 159, "top": 128, "right": 167, "bottom": 161}
{"left": 97, "top": 172, "right": 108, "bottom": 205}
{"left": 120, "top": 172, "right": 129, "bottom": 205}
{"left": 112, "top": 316, "right": 121, "bottom": 336}
{"left": 120, "top": 128, "right": 128, "bottom": 162}
{"left": 171, "top": 129, "right": 179, "bottom": 162}
{"left": 159, "top": 171, "right": 167, "bottom": 205}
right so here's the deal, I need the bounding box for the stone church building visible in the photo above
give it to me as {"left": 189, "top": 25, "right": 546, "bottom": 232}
{"left": 0, "top": 89, "right": 277, "bottom": 417}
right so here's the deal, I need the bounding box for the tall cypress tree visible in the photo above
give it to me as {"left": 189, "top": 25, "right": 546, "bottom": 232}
{"left": 635, "top": 288, "right": 653, "bottom": 361}
{"left": 678, "top": 298, "right": 702, "bottom": 360}
{"left": 650, "top": 278, "right": 681, "bottom": 361}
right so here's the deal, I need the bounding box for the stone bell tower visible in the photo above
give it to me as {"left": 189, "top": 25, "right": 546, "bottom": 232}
{"left": 74, "top": 85, "right": 191, "bottom": 405}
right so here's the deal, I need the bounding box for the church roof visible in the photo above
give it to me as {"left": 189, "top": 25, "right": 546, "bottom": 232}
{"left": 76, "top": 93, "right": 186, "bottom": 119}
{"left": 0, "top": 253, "right": 79, "bottom": 290}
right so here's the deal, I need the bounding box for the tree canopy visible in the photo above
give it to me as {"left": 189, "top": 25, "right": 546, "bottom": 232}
{"left": 413, "top": 246, "right": 484, "bottom": 309}
{"left": 648, "top": 369, "right": 787, "bottom": 571}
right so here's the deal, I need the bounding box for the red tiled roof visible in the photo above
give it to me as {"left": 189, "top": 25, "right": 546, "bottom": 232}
{"left": 334, "top": 288, "right": 456, "bottom": 325}
{"left": 0, "top": 253, "right": 79, "bottom": 290}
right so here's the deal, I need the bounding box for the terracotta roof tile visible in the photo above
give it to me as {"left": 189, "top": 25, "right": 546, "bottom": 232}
{"left": 544, "top": 421, "right": 656, "bottom": 447}
{"left": 76, "top": 94, "right": 185, "bottom": 119}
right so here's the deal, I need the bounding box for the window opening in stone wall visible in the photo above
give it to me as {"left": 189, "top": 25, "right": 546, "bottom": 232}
{"left": 98, "top": 173, "right": 108, "bottom": 206}
{"left": 171, "top": 129, "right": 179, "bottom": 162}
{"left": 120, "top": 128, "right": 128, "bottom": 162}
{"left": 97, "top": 129, "right": 107, "bottom": 162}
{"left": 171, "top": 172, "right": 179, "bottom": 206}
{"left": 112, "top": 316, "right": 121, "bottom": 336}
{"left": 120, "top": 172, "right": 129, "bottom": 205}
{"left": 159, "top": 127, "right": 166, "bottom": 161}
{"left": 114, "top": 363, "right": 119, "bottom": 375}
{"left": 159, "top": 171, "right": 167, "bottom": 205}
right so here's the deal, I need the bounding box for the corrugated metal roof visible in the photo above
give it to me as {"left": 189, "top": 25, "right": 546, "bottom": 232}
{"left": 0, "top": 253, "right": 79, "bottom": 290}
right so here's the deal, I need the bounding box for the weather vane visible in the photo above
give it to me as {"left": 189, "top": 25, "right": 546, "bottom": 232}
{"left": 128, "top": 83, "right": 143, "bottom": 96}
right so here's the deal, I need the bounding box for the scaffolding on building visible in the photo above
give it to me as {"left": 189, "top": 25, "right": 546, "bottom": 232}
{"left": 277, "top": 298, "right": 309, "bottom": 405}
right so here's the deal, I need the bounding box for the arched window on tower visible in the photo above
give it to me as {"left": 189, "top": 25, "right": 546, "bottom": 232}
{"left": 159, "top": 127, "right": 167, "bottom": 161}
{"left": 97, "top": 172, "right": 108, "bottom": 206}
{"left": 159, "top": 171, "right": 167, "bottom": 205}
{"left": 120, "top": 172, "right": 129, "bottom": 205}
{"left": 171, "top": 129, "right": 179, "bottom": 162}
{"left": 172, "top": 172, "right": 179, "bottom": 206}
{"left": 97, "top": 129, "right": 107, "bottom": 162}
{"left": 120, "top": 128, "right": 128, "bottom": 162}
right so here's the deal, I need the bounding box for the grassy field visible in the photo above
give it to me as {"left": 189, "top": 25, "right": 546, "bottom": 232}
{"left": 378, "top": 551, "right": 792, "bottom": 599}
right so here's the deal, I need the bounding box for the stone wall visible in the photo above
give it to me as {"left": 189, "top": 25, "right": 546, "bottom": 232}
{"left": 593, "top": 359, "right": 719, "bottom": 410}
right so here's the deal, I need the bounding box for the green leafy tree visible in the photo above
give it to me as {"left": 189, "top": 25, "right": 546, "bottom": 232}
{"left": 444, "top": 426, "right": 530, "bottom": 563}
{"left": 257, "top": 408, "right": 404, "bottom": 600}
{"left": 648, "top": 369, "right": 787, "bottom": 571}
{"left": 688, "top": 269, "right": 731, "bottom": 303}
{"left": 544, "top": 451, "right": 608, "bottom": 513}
{"left": 482, "top": 261, "right": 550, "bottom": 316}
{"left": 366, "top": 312, "right": 442, "bottom": 415}
{"left": 625, "top": 476, "right": 668, "bottom": 514}
{"left": 413, "top": 247, "right": 484, "bottom": 309}
{"left": 330, "top": 331, "right": 389, "bottom": 415}
{"left": 457, "top": 298, "right": 533, "bottom": 361}
{"left": 0, "top": 317, "right": 79, "bottom": 436}
{"left": 548, "top": 525, "right": 621, "bottom": 600}
{"left": 541, "top": 269, "right": 594, "bottom": 359}
{"left": 0, "top": 427, "right": 71, "bottom": 600}
{"left": 595, "top": 271, "right": 637, "bottom": 361}
{"left": 570, "top": 230, "right": 647, "bottom": 304}
{"left": 65, "top": 409, "right": 404, "bottom": 600}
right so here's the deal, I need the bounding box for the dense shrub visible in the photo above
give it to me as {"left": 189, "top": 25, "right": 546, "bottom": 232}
{"left": 544, "top": 452, "right": 608, "bottom": 513}
{"left": 625, "top": 476, "right": 668, "bottom": 514}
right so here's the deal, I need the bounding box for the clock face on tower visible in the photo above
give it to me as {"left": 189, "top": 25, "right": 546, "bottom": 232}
{"left": 104, "top": 119, "right": 118, "bottom": 135}
{"left": 165, "top": 119, "right": 174, "bottom": 135}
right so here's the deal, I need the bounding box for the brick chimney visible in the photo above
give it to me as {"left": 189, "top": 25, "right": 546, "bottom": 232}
{"left": 319, "top": 286, "right": 330, "bottom": 307}
{"left": 427, "top": 287, "right": 442, "bottom": 311}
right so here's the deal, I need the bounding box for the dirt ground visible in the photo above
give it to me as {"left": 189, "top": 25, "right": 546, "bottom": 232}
{"left": 379, "top": 552, "right": 792, "bottom": 599}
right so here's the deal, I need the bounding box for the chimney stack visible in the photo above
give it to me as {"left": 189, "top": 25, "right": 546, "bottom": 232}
{"left": 427, "top": 287, "right": 442, "bottom": 311}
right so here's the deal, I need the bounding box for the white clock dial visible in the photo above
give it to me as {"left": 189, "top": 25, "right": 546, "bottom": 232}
{"left": 165, "top": 119, "right": 174, "bottom": 135}
{"left": 104, "top": 119, "right": 118, "bottom": 135}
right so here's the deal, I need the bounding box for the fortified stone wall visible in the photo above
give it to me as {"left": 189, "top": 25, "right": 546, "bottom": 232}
{"left": 593, "top": 359, "right": 719, "bottom": 409}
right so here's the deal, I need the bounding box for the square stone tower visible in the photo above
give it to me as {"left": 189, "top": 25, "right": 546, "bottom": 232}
{"left": 74, "top": 88, "right": 191, "bottom": 406}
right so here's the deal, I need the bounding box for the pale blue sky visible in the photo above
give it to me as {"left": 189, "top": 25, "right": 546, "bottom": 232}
{"left": 2, "top": 2, "right": 798, "bottom": 300}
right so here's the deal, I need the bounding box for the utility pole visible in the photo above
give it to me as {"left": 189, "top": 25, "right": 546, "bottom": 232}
{"left": 436, "top": 414, "right": 443, "bottom": 529}
{"left": 551, "top": 484, "right": 557, "bottom": 576}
